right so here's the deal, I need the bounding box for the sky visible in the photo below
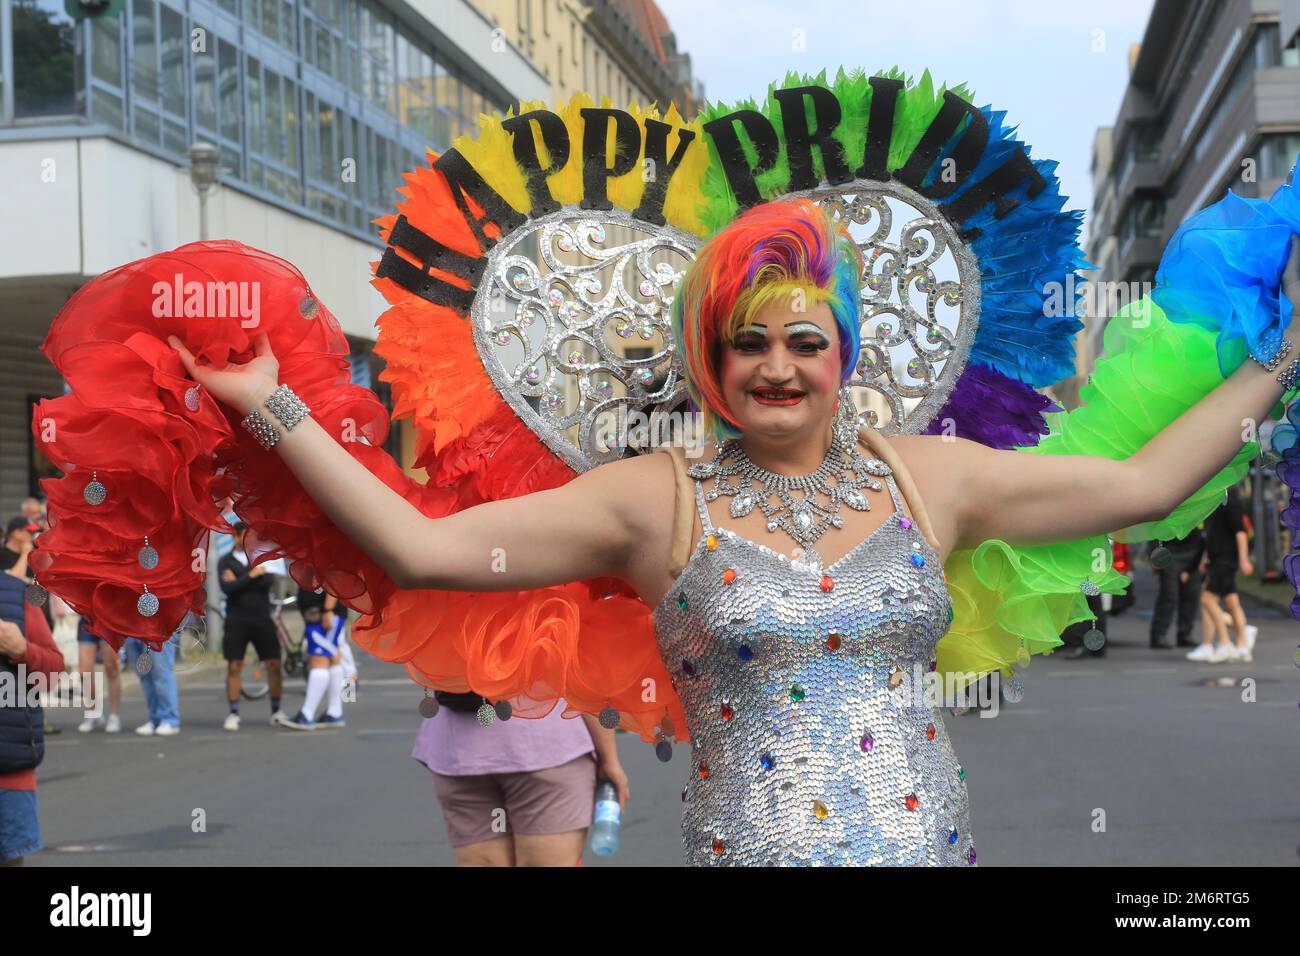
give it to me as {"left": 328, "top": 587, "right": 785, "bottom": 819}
{"left": 656, "top": 0, "right": 1157, "bottom": 248}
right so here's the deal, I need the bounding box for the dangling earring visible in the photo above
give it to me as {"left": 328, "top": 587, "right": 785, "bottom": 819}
{"left": 831, "top": 386, "right": 858, "bottom": 453}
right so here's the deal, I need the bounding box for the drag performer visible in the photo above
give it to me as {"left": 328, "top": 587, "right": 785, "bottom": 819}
{"left": 23, "top": 70, "right": 1300, "bottom": 865}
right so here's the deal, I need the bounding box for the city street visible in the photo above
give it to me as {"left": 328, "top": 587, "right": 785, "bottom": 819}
{"left": 28, "top": 566, "right": 1300, "bottom": 867}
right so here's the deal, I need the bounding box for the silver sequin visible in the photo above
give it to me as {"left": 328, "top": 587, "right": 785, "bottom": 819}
{"left": 653, "top": 470, "right": 974, "bottom": 867}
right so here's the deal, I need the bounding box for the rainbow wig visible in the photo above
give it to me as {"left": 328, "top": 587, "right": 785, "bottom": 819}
{"left": 670, "top": 197, "right": 864, "bottom": 443}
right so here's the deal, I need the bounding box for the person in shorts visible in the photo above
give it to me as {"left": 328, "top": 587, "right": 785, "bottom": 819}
{"left": 412, "top": 699, "right": 629, "bottom": 866}
{"left": 219, "top": 522, "right": 291, "bottom": 730}
{"left": 1188, "top": 487, "right": 1257, "bottom": 663}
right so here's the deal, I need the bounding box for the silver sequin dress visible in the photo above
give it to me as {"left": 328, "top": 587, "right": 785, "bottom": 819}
{"left": 652, "top": 459, "right": 976, "bottom": 866}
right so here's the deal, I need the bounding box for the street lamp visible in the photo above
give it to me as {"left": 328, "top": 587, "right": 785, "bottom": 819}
{"left": 186, "top": 142, "right": 221, "bottom": 241}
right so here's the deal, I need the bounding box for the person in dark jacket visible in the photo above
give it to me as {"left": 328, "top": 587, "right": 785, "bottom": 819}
{"left": 219, "top": 523, "right": 291, "bottom": 731}
{"left": 1, "top": 568, "right": 66, "bottom": 865}
{"left": 1149, "top": 527, "right": 1205, "bottom": 649}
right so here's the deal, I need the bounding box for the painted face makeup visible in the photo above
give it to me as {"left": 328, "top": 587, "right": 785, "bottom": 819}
{"left": 722, "top": 303, "right": 842, "bottom": 430}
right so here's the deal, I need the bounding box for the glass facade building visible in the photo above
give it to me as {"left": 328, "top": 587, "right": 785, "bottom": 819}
{"left": 0, "top": 0, "right": 504, "bottom": 243}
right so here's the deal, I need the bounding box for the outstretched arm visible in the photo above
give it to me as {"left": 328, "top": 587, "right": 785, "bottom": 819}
{"left": 929, "top": 327, "right": 1297, "bottom": 551}
{"left": 170, "top": 334, "right": 641, "bottom": 592}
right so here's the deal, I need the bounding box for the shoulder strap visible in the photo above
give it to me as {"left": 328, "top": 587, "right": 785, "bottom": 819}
{"left": 858, "top": 426, "right": 942, "bottom": 555}
{"left": 653, "top": 445, "right": 698, "bottom": 579}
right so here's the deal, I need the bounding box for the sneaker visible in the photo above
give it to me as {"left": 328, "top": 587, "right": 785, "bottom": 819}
{"left": 105, "top": 714, "right": 122, "bottom": 734}
{"left": 223, "top": 712, "right": 241, "bottom": 732}
{"left": 1185, "top": 643, "right": 1225, "bottom": 663}
{"left": 135, "top": 722, "right": 156, "bottom": 736}
{"left": 279, "top": 711, "right": 316, "bottom": 731}
{"left": 77, "top": 716, "right": 104, "bottom": 733}
{"left": 269, "top": 710, "right": 296, "bottom": 728}
{"left": 154, "top": 723, "right": 180, "bottom": 736}
{"left": 317, "top": 714, "right": 346, "bottom": 728}
{"left": 1243, "top": 624, "right": 1258, "bottom": 652}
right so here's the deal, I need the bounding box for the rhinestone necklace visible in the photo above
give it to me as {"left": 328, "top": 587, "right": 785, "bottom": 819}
{"left": 686, "top": 432, "right": 893, "bottom": 567}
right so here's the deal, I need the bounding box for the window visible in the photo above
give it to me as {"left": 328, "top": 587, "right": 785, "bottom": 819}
{"left": 1259, "top": 132, "right": 1300, "bottom": 181}
{"left": 11, "top": 0, "right": 78, "bottom": 119}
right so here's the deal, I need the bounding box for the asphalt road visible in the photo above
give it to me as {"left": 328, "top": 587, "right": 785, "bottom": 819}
{"left": 27, "top": 566, "right": 1300, "bottom": 866}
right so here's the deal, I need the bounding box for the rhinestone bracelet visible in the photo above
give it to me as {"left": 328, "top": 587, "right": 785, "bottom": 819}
{"left": 263, "top": 383, "right": 311, "bottom": 432}
{"left": 241, "top": 408, "right": 280, "bottom": 450}
{"left": 1278, "top": 353, "right": 1300, "bottom": 393}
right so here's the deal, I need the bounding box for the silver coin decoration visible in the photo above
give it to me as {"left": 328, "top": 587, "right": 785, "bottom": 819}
{"left": 1001, "top": 674, "right": 1025, "bottom": 704}
{"left": 469, "top": 185, "right": 979, "bottom": 474}
{"left": 1149, "top": 545, "right": 1171, "bottom": 569}
{"left": 137, "top": 590, "right": 159, "bottom": 617}
{"left": 299, "top": 295, "right": 320, "bottom": 319}
{"left": 598, "top": 706, "right": 620, "bottom": 730}
{"left": 475, "top": 702, "right": 496, "bottom": 727}
{"left": 184, "top": 386, "right": 201, "bottom": 412}
{"left": 25, "top": 583, "right": 48, "bottom": 607}
{"left": 654, "top": 739, "right": 673, "bottom": 763}
{"left": 493, "top": 700, "right": 512, "bottom": 721}
{"left": 418, "top": 694, "right": 439, "bottom": 718}
{"left": 1083, "top": 628, "right": 1106, "bottom": 652}
{"left": 135, "top": 649, "right": 153, "bottom": 675}
{"left": 84, "top": 475, "right": 106, "bottom": 506}
{"left": 138, "top": 543, "right": 159, "bottom": 570}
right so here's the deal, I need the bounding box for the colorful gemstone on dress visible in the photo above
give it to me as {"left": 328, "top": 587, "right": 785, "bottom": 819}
{"left": 929, "top": 659, "right": 937, "bottom": 672}
{"left": 722, "top": 568, "right": 737, "bottom": 584}
{"left": 738, "top": 644, "right": 753, "bottom": 661}
{"left": 677, "top": 592, "right": 688, "bottom": 610}
{"left": 712, "top": 837, "right": 725, "bottom": 855}
{"left": 926, "top": 722, "right": 936, "bottom": 740}
{"left": 948, "top": 605, "right": 955, "bottom": 623}
{"left": 789, "top": 684, "right": 806, "bottom": 702}
{"left": 825, "top": 633, "right": 842, "bottom": 651}
{"left": 720, "top": 703, "right": 734, "bottom": 721}
{"left": 706, "top": 533, "right": 718, "bottom": 550}
{"left": 949, "top": 828, "right": 959, "bottom": 845}
{"left": 967, "top": 846, "right": 977, "bottom": 864}
{"left": 682, "top": 658, "right": 697, "bottom": 676}
{"left": 899, "top": 516, "right": 912, "bottom": 530}
{"left": 958, "top": 765, "right": 966, "bottom": 781}
{"left": 698, "top": 762, "right": 710, "bottom": 779}
{"left": 859, "top": 733, "right": 874, "bottom": 752}
{"left": 760, "top": 752, "right": 775, "bottom": 770}
{"left": 905, "top": 793, "right": 919, "bottom": 810}
{"left": 911, "top": 553, "right": 925, "bottom": 568}
{"left": 819, "top": 575, "right": 835, "bottom": 592}
{"left": 812, "top": 800, "right": 829, "bottom": 821}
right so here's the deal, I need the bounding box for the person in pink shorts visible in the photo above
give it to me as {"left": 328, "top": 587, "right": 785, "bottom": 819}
{"left": 413, "top": 698, "right": 629, "bottom": 866}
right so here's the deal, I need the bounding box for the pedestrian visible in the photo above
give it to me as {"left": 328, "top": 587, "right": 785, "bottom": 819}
{"left": 124, "top": 632, "right": 181, "bottom": 736}
{"left": 1, "top": 562, "right": 66, "bottom": 865}
{"left": 219, "top": 522, "right": 292, "bottom": 730}
{"left": 75, "top": 619, "right": 122, "bottom": 733}
{"left": 1187, "top": 487, "right": 1257, "bottom": 663}
{"left": 413, "top": 697, "right": 629, "bottom": 866}
{"left": 1149, "top": 527, "right": 1205, "bottom": 649}
{"left": 279, "top": 603, "right": 346, "bottom": 729}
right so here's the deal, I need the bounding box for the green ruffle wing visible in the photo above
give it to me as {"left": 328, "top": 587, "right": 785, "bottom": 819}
{"left": 936, "top": 297, "right": 1293, "bottom": 683}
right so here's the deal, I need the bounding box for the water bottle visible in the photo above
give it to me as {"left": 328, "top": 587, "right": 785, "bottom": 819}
{"left": 589, "top": 781, "right": 621, "bottom": 856}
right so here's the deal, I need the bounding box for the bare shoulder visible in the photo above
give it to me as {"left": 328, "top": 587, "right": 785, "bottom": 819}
{"left": 580, "top": 448, "right": 680, "bottom": 540}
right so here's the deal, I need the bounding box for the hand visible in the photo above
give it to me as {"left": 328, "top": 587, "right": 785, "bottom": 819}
{"left": 168, "top": 332, "right": 280, "bottom": 414}
{"left": 1240, "top": 559, "right": 1254, "bottom": 577}
{"left": 595, "top": 755, "right": 631, "bottom": 812}
{"left": 249, "top": 565, "right": 266, "bottom": 578}
{"left": 17, "top": 537, "right": 33, "bottom": 555}
{"left": 1179, "top": 570, "right": 1189, "bottom": 583}
{"left": 221, "top": 568, "right": 236, "bottom": 583}
{"left": 322, "top": 610, "right": 336, "bottom": 632}
{"left": 0, "top": 620, "right": 27, "bottom": 659}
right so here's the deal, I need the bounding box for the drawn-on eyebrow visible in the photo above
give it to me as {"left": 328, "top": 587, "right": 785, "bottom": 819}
{"left": 733, "top": 323, "right": 768, "bottom": 337}
{"left": 784, "top": 321, "right": 830, "bottom": 341}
